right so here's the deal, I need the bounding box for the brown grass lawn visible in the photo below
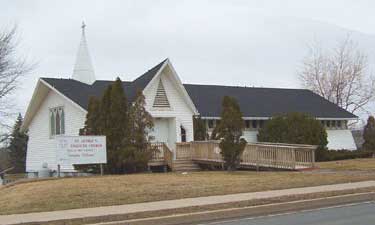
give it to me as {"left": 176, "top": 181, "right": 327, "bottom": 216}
{"left": 1, "top": 161, "right": 375, "bottom": 215}
{"left": 317, "top": 158, "right": 375, "bottom": 171}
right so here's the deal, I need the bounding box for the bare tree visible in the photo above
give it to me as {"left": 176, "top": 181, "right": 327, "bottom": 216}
{"left": 299, "top": 37, "right": 375, "bottom": 115}
{"left": 0, "top": 26, "right": 32, "bottom": 142}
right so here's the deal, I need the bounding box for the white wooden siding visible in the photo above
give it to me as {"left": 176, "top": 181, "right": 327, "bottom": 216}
{"left": 26, "top": 90, "right": 86, "bottom": 172}
{"left": 326, "top": 130, "right": 357, "bottom": 150}
{"left": 242, "top": 130, "right": 356, "bottom": 150}
{"left": 211, "top": 129, "right": 356, "bottom": 151}
{"left": 242, "top": 130, "right": 258, "bottom": 142}
{"left": 168, "top": 118, "right": 177, "bottom": 149}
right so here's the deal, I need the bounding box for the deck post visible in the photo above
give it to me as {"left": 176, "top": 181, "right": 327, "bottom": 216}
{"left": 255, "top": 146, "right": 259, "bottom": 172}
{"left": 292, "top": 149, "right": 296, "bottom": 170}
{"left": 190, "top": 142, "right": 193, "bottom": 160}
{"left": 57, "top": 164, "right": 61, "bottom": 178}
{"left": 312, "top": 148, "right": 316, "bottom": 168}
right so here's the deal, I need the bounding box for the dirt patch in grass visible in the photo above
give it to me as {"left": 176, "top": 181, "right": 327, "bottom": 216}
{"left": 317, "top": 158, "right": 375, "bottom": 171}
{"left": 1, "top": 170, "right": 375, "bottom": 215}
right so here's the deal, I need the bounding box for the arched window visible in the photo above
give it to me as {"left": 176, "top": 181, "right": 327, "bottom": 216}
{"left": 181, "top": 126, "right": 187, "bottom": 142}
{"left": 60, "top": 108, "right": 65, "bottom": 134}
{"left": 50, "top": 111, "right": 55, "bottom": 136}
{"left": 50, "top": 106, "right": 65, "bottom": 136}
{"left": 55, "top": 109, "right": 60, "bottom": 135}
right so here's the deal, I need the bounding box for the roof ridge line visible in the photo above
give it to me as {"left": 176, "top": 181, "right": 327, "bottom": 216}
{"left": 183, "top": 83, "right": 308, "bottom": 91}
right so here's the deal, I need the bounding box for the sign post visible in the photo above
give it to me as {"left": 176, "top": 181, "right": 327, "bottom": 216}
{"left": 57, "top": 164, "right": 61, "bottom": 177}
{"left": 100, "top": 164, "right": 104, "bottom": 176}
{"left": 56, "top": 136, "right": 107, "bottom": 175}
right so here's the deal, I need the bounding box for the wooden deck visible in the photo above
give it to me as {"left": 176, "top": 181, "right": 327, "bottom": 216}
{"left": 149, "top": 141, "right": 316, "bottom": 171}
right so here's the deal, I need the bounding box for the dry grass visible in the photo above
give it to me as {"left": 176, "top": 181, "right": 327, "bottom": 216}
{"left": 1, "top": 170, "right": 375, "bottom": 215}
{"left": 317, "top": 158, "right": 375, "bottom": 171}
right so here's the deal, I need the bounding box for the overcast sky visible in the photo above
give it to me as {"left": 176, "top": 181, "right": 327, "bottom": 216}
{"left": 1, "top": 0, "right": 375, "bottom": 120}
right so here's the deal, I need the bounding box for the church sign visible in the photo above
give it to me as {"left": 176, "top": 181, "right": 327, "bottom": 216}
{"left": 56, "top": 136, "right": 107, "bottom": 165}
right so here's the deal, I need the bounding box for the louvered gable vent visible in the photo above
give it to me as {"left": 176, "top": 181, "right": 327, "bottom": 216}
{"left": 153, "top": 79, "right": 170, "bottom": 108}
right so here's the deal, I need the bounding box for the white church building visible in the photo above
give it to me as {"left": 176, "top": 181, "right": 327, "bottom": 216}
{"left": 22, "top": 24, "right": 358, "bottom": 175}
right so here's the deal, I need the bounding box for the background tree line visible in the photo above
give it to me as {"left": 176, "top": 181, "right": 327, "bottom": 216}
{"left": 299, "top": 37, "right": 375, "bottom": 119}
{"left": 0, "top": 113, "right": 28, "bottom": 173}
{"left": 0, "top": 26, "right": 30, "bottom": 173}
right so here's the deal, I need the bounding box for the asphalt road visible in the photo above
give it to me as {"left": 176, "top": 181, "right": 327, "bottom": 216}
{"left": 199, "top": 201, "right": 375, "bottom": 225}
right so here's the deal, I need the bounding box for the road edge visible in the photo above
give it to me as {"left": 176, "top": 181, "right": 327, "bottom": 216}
{"left": 4, "top": 189, "right": 375, "bottom": 225}
{"left": 92, "top": 192, "right": 375, "bottom": 225}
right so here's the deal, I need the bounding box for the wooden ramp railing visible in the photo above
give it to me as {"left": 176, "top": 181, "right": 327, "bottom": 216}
{"left": 175, "top": 142, "right": 192, "bottom": 160}
{"left": 176, "top": 141, "right": 316, "bottom": 170}
{"left": 149, "top": 142, "right": 173, "bottom": 169}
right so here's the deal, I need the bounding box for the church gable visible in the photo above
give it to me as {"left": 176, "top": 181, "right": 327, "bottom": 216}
{"left": 142, "top": 60, "right": 198, "bottom": 115}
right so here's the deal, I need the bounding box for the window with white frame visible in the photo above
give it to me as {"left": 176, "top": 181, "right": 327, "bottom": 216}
{"left": 50, "top": 106, "right": 65, "bottom": 136}
{"left": 208, "top": 119, "right": 215, "bottom": 129}
{"left": 319, "top": 120, "right": 347, "bottom": 129}
{"left": 245, "top": 120, "right": 251, "bottom": 129}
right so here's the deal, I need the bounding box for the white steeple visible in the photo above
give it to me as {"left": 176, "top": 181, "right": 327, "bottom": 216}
{"left": 72, "top": 22, "right": 96, "bottom": 85}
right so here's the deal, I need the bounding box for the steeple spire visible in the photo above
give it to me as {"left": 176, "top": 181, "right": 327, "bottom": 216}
{"left": 72, "top": 21, "right": 96, "bottom": 85}
{"left": 81, "top": 21, "right": 86, "bottom": 33}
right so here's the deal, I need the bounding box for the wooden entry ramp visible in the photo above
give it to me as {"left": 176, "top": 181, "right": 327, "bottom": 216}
{"left": 149, "top": 141, "right": 316, "bottom": 171}
{"left": 175, "top": 141, "right": 316, "bottom": 171}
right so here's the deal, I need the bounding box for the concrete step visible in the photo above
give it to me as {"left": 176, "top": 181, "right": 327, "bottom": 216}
{"left": 173, "top": 159, "right": 194, "bottom": 163}
{"left": 173, "top": 167, "right": 200, "bottom": 172}
{"left": 172, "top": 160, "right": 200, "bottom": 172}
{"left": 173, "top": 163, "right": 198, "bottom": 167}
{"left": 173, "top": 163, "right": 199, "bottom": 168}
{"left": 173, "top": 166, "right": 200, "bottom": 171}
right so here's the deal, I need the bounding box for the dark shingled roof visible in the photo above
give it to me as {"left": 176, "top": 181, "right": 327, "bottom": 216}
{"left": 183, "top": 84, "right": 356, "bottom": 118}
{"left": 42, "top": 59, "right": 167, "bottom": 109}
{"left": 41, "top": 59, "right": 356, "bottom": 119}
{"left": 131, "top": 59, "right": 167, "bottom": 90}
